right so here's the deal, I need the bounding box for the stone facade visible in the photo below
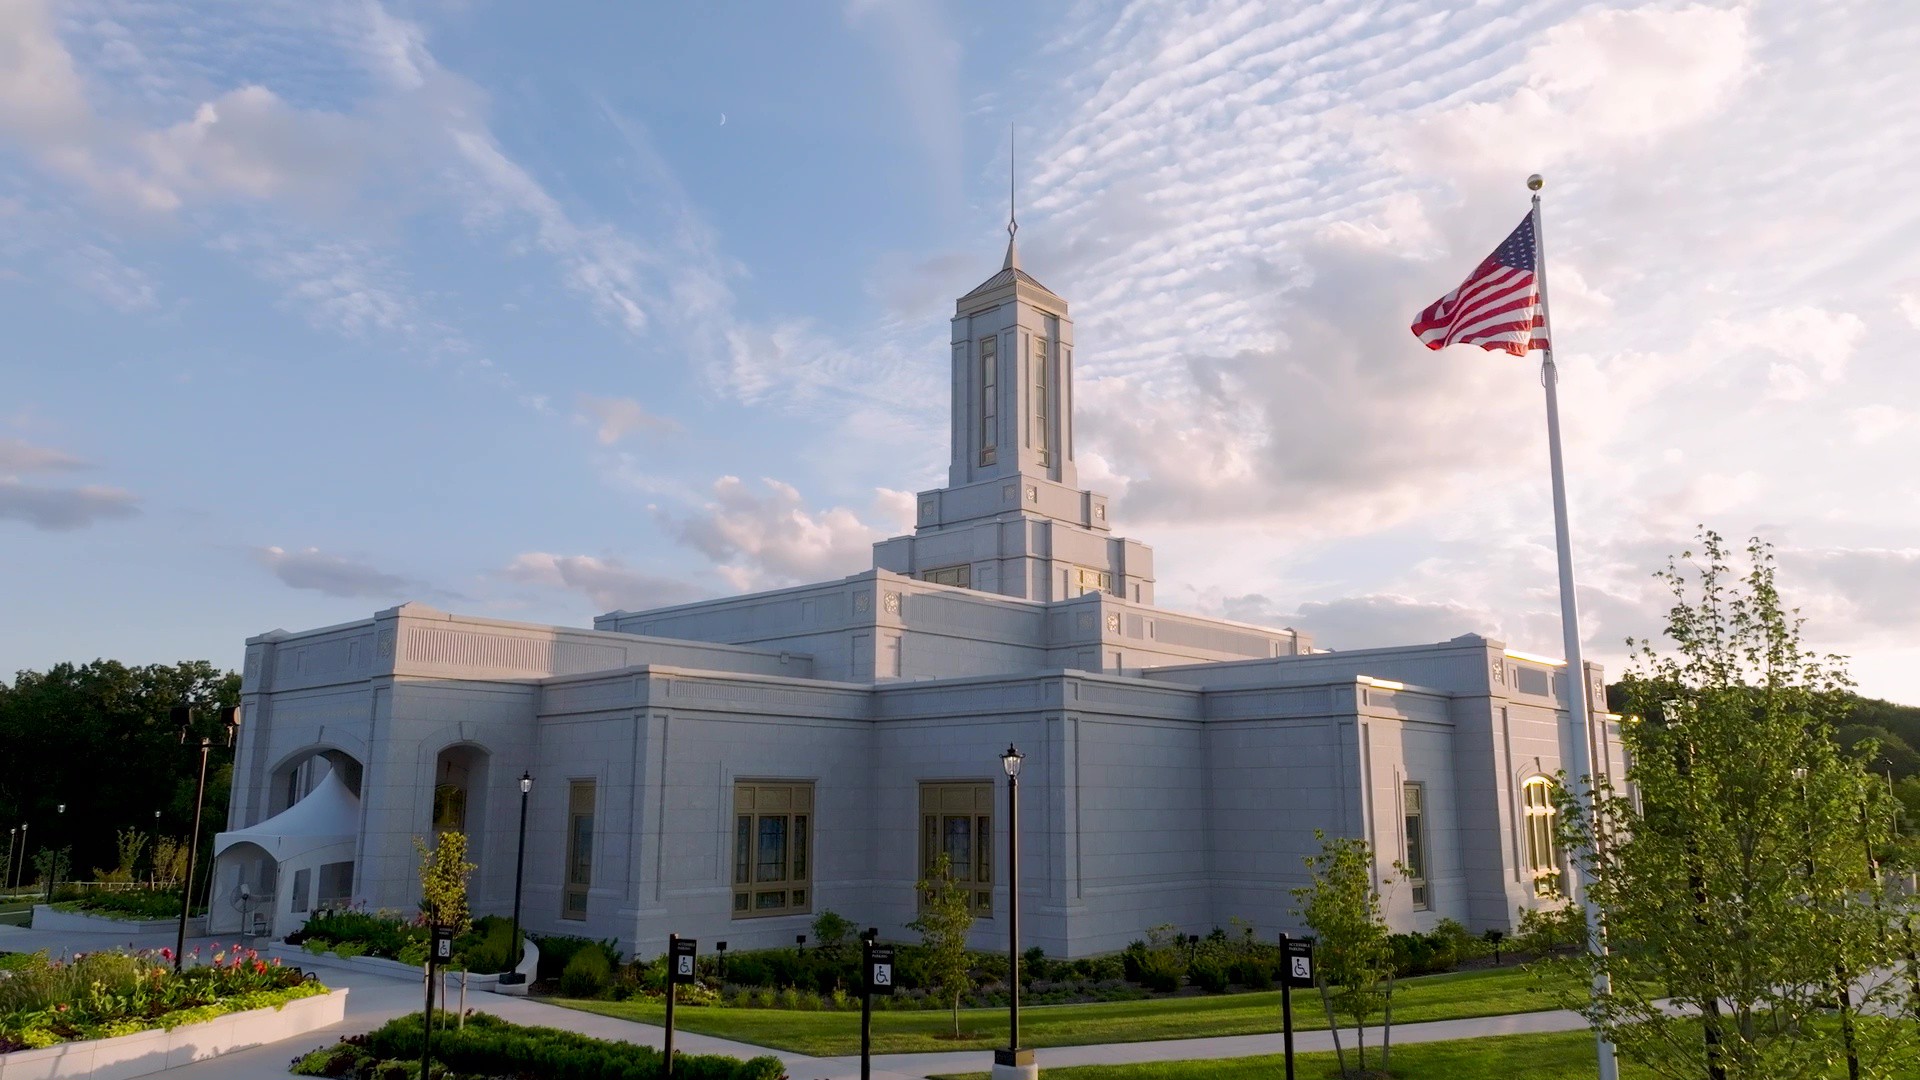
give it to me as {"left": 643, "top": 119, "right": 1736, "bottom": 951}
{"left": 224, "top": 244, "right": 1624, "bottom": 958}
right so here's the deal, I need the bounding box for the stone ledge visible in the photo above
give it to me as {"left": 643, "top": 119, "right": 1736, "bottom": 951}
{"left": 0, "top": 987, "right": 347, "bottom": 1080}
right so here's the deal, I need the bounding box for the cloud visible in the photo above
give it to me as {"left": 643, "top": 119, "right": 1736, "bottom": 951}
{"left": 656, "top": 477, "right": 909, "bottom": 592}
{"left": 502, "top": 552, "right": 707, "bottom": 612}
{"left": 252, "top": 546, "right": 414, "bottom": 599}
{"left": 843, "top": 0, "right": 964, "bottom": 209}
{"left": 0, "top": 478, "right": 140, "bottom": 530}
{"left": 576, "top": 395, "right": 679, "bottom": 445}
{"left": 1394, "top": 4, "right": 1755, "bottom": 178}
{"left": 1221, "top": 592, "right": 1504, "bottom": 652}
{"left": 0, "top": 438, "right": 86, "bottom": 472}
{"left": 1781, "top": 545, "right": 1920, "bottom": 638}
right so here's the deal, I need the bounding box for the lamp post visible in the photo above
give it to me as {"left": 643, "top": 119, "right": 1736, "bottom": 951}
{"left": 995, "top": 744, "right": 1033, "bottom": 1079}
{"left": 12, "top": 824, "right": 24, "bottom": 891}
{"left": 502, "top": 771, "right": 533, "bottom": 986}
{"left": 5, "top": 827, "right": 14, "bottom": 892}
{"left": 174, "top": 705, "right": 240, "bottom": 972}
{"left": 45, "top": 804, "right": 65, "bottom": 903}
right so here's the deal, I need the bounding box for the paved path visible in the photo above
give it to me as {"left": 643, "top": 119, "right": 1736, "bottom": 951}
{"left": 3, "top": 931, "right": 1596, "bottom": 1080}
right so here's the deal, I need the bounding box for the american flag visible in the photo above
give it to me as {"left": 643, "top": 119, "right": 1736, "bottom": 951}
{"left": 1410, "top": 212, "right": 1548, "bottom": 356}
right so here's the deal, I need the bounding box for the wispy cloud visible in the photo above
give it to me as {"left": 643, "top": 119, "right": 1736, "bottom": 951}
{"left": 654, "top": 476, "right": 914, "bottom": 592}
{"left": 0, "top": 438, "right": 87, "bottom": 472}
{"left": 251, "top": 545, "right": 416, "bottom": 599}
{"left": 0, "top": 478, "right": 139, "bottom": 530}
{"left": 502, "top": 552, "right": 708, "bottom": 612}
{"left": 576, "top": 395, "right": 679, "bottom": 445}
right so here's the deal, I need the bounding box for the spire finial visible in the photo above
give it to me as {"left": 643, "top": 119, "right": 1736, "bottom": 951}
{"left": 1004, "top": 124, "right": 1020, "bottom": 271}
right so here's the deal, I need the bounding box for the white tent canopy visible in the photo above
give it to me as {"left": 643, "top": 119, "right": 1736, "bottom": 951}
{"left": 214, "top": 767, "right": 359, "bottom": 862}
{"left": 211, "top": 768, "right": 359, "bottom": 937}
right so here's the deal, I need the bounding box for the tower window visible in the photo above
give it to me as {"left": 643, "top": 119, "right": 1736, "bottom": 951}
{"left": 1522, "top": 776, "right": 1561, "bottom": 896}
{"left": 979, "top": 336, "right": 998, "bottom": 465}
{"left": 1073, "top": 567, "right": 1111, "bottom": 596}
{"left": 1033, "top": 338, "right": 1050, "bottom": 466}
{"left": 922, "top": 565, "right": 972, "bottom": 588}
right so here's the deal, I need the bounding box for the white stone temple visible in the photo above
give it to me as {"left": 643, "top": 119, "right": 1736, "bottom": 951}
{"left": 212, "top": 235, "right": 1623, "bottom": 956}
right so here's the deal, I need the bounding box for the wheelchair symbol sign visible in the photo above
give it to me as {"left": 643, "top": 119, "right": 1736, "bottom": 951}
{"left": 873, "top": 964, "right": 892, "bottom": 986}
{"left": 677, "top": 955, "right": 695, "bottom": 977}
{"left": 1290, "top": 956, "right": 1311, "bottom": 981}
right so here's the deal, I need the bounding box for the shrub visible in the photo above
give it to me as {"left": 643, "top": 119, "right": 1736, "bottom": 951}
{"left": 1022, "top": 945, "right": 1050, "bottom": 983}
{"left": 559, "top": 944, "right": 613, "bottom": 998}
{"left": 1230, "top": 956, "right": 1275, "bottom": 989}
{"left": 534, "top": 933, "right": 623, "bottom": 982}
{"left": 301, "top": 1012, "right": 785, "bottom": 1080}
{"left": 1188, "top": 954, "right": 1230, "bottom": 993}
{"left": 454, "top": 915, "right": 516, "bottom": 974}
{"left": 1514, "top": 902, "right": 1585, "bottom": 958}
{"left": 810, "top": 910, "right": 856, "bottom": 954}
{"left": 1134, "top": 948, "right": 1184, "bottom": 993}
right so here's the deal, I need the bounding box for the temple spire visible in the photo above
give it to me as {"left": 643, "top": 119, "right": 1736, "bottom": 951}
{"left": 1004, "top": 125, "right": 1020, "bottom": 271}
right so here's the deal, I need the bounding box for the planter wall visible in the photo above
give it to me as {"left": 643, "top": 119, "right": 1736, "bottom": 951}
{"left": 28, "top": 908, "right": 206, "bottom": 936}
{"left": 265, "top": 938, "right": 537, "bottom": 992}
{"left": 0, "top": 987, "right": 347, "bottom": 1080}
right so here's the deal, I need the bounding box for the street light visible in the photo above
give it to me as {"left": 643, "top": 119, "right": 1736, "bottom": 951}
{"left": 501, "top": 771, "right": 533, "bottom": 986}
{"left": 995, "top": 744, "right": 1032, "bottom": 1079}
{"left": 45, "top": 804, "right": 65, "bottom": 904}
{"left": 12, "top": 824, "right": 25, "bottom": 891}
{"left": 174, "top": 704, "right": 240, "bottom": 972}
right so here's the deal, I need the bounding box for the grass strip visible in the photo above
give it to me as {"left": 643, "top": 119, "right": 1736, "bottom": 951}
{"left": 555, "top": 966, "right": 1561, "bottom": 1056}
{"left": 926, "top": 1026, "right": 1920, "bottom": 1080}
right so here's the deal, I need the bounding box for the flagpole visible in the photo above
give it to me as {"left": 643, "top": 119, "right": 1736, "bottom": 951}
{"left": 1530, "top": 173, "right": 1620, "bottom": 1080}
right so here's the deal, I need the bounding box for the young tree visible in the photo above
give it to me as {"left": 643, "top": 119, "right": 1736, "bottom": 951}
{"left": 908, "top": 852, "right": 976, "bottom": 1037}
{"left": 1559, "top": 532, "right": 1917, "bottom": 1080}
{"left": 414, "top": 831, "right": 476, "bottom": 933}
{"left": 1292, "top": 830, "right": 1395, "bottom": 1077}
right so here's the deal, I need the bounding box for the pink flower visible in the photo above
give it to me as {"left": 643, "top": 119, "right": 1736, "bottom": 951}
{"left": 160, "top": 948, "right": 173, "bottom": 961}
{"left": 271, "top": 958, "right": 281, "bottom": 966}
{"left": 54, "top": 1003, "right": 67, "bottom": 1013}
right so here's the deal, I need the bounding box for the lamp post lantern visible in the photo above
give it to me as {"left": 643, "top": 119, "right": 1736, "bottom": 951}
{"left": 502, "top": 771, "right": 533, "bottom": 986}
{"left": 45, "top": 804, "right": 65, "bottom": 903}
{"left": 994, "top": 743, "right": 1033, "bottom": 1079}
{"left": 174, "top": 705, "right": 240, "bottom": 972}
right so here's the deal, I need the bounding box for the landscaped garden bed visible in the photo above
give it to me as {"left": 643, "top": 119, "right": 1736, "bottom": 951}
{"left": 50, "top": 888, "right": 203, "bottom": 921}
{"left": 289, "top": 1011, "right": 784, "bottom": 1080}
{"left": 0, "top": 945, "right": 337, "bottom": 1068}
{"left": 287, "top": 908, "right": 520, "bottom": 973}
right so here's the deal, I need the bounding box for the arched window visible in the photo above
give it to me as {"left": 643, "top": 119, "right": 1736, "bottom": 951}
{"left": 432, "top": 783, "right": 467, "bottom": 834}
{"left": 1522, "top": 776, "right": 1562, "bottom": 896}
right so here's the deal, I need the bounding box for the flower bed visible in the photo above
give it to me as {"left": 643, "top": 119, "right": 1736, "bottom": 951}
{"left": 51, "top": 889, "right": 203, "bottom": 921}
{"left": 290, "top": 1011, "right": 784, "bottom": 1080}
{"left": 0, "top": 945, "right": 328, "bottom": 1053}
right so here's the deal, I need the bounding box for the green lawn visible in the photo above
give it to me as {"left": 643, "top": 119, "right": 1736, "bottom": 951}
{"left": 555, "top": 966, "right": 1565, "bottom": 1056}
{"left": 926, "top": 1027, "right": 1920, "bottom": 1080}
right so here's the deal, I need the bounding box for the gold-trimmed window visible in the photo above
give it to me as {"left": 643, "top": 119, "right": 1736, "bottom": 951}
{"left": 979, "top": 336, "right": 998, "bottom": 465}
{"left": 923, "top": 565, "right": 972, "bottom": 588}
{"left": 1403, "top": 782, "right": 1429, "bottom": 910}
{"left": 563, "top": 780, "right": 595, "bottom": 920}
{"left": 919, "top": 781, "right": 993, "bottom": 915}
{"left": 1073, "top": 567, "right": 1112, "bottom": 597}
{"left": 1522, "top": 776, "right": 1561, "bottom": 896}
{"left": 1033, "top": 338, "right": 1051, "bottom": 465}
{"left": 734, "top": 781, "right": 813, "bottom": 918}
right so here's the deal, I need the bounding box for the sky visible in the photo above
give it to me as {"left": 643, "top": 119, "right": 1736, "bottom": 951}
{"left": 3, "top": 0, "right": 1918, "bottom": 703}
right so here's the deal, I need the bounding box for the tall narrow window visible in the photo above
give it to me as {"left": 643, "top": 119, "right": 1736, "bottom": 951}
{"left": 1033, "top": 338, "right": 1051, "bottom": 466}
{"left": 1522, "top": 776, "right": 1561, "bottom": 896}
{"left": 979, "top": 336, "right": 998, "bottom": 465}
{"left": 563, "top": 780, "right": 595, "bottom": 919}
{"left": 733, "top": 781, "right": 814, "bottom": 917}
{"left": 431, "top": 784, "right": 466, "bottom": 835}
{"left": 919, "top": 782, "right": 994, "bottom": 914}
{"left": 1403, "top": 782, "right": 1429, "bottom": 910}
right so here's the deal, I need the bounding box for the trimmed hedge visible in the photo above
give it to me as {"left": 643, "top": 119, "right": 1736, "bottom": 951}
{"left": 292, "top": 1012, "right": 785, "bottom": 1080}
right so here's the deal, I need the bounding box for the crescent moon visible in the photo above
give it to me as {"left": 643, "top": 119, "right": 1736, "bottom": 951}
{"left": 719, "top": 113, "right": 727, "bottom": 126}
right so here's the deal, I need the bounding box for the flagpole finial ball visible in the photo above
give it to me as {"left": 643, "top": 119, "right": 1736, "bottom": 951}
{"left": 1526, "top": 174, "right": 1545, "bottom": 191}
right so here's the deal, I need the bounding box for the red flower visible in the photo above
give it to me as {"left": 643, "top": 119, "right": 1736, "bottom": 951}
{"left": 254, "top": 960, "right": 267, "bottom": 974}
{"left": 160, "top": 948, "right": 174, "bottom": 961}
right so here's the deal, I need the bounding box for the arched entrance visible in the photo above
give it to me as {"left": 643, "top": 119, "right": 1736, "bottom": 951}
{"left": 430, "top": 743, "right": 491, "bottom": 865}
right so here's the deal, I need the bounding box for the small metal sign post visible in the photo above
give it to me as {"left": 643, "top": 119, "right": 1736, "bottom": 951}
{"left": 861, "top": 929, "right": 892, "bottom": 1080}
{"left": 422, "top": 925, "right": 454, "bottom": 1080}
{"left": 665, "top": 935, "right": 697, "bottom": 1077}
{"left": 1280, "top": 933, "right": 1315, "bottom": 1080}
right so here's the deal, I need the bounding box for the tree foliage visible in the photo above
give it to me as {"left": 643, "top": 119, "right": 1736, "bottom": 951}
{"left": 1292, "top": 830, "right": 1395, "bottom": 1075}
{"left": 415, "top": 831, "right": 476, "bottom": 933}
{"left": 906, "top": 852, "right": 975, "bottom": 1037}
{"left": 1560, "top": 532, "right": 1918, "bottom": 1080}
{"left": 0, "top": 660, "right": 240, "bottom": 881}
